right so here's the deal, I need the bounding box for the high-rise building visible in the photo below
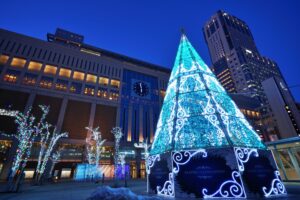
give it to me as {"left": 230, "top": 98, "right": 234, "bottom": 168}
{"left": 262, "top": 77, "right": 300, "bottom": 139}
{"left": 203, "top": 10, "right": 289, "bottom": 140}
{"left": 203, "top": 10, "right": 283, "bottom": 103}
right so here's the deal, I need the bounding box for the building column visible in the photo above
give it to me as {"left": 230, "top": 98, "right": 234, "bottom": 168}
{"left": 139, "top": 105, "right": 143, "bottom": 142}
{"left": 116, "top": 105, "right": 121, "bottom": 127}
{"left": 86, "top": 102, "right": 96, "bottom": 138}
{"left": 136, "top": 149, "right": 141, "bottom": 179}
{"left": 24, "top": 92, "right": 36, "bottom": 112}
{"left": 149, "top": 108, "right": 154, "bottom": 143}
{"left": 56, "top": 97, "right": 68, "bottom": 133}
{"left": 127, "top": 106, "right": 132, "bottom": 142}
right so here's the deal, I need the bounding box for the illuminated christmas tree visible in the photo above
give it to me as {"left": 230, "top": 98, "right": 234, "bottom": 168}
{"left": 148, "top": 33, "right": 286, "bottom": 198}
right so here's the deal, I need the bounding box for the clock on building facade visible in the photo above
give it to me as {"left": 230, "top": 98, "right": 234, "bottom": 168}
{"left": 133, "top": 81, "right": 149, "bottom": 97}
{"left": 131, "top": 79, "right": 151, "bottom": 99}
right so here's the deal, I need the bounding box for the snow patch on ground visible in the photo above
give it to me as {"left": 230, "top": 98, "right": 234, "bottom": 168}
{"left": 87, "top": 186, "right": 161, "bottom": 200}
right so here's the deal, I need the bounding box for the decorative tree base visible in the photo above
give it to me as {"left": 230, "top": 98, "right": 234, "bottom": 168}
{"left": 148, "top": 147, "right": 287, "bottom": 198}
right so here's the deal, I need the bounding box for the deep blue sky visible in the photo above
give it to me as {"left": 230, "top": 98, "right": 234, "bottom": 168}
{"left": 1, "top": 0, "right": 300, "bottom": 101}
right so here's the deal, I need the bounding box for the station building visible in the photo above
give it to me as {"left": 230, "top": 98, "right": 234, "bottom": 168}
{"left": 0, "top": 28, "right": 170, "bottom": 180}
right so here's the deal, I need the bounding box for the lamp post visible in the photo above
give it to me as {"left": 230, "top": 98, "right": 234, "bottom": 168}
{"left": 134, "top": 139, "right": 151, "bottom": 193}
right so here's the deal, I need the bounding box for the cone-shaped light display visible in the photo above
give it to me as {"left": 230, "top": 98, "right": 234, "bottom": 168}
{"left": 151, "top": 34, "right": 266, "bottom": 155}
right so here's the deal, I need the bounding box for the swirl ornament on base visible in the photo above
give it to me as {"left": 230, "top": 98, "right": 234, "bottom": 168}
{"left": 234, "top": 147, "right": 259, "bottom": 172}
{"left": 202, "top": 171, "right": 246, "bottom": 198}
{"left": 262, "top": 171, "right": 287, "bottom": 197}
{"left": 157, "top": 173, "right": 175, "bottom": 197}
{"left": 172, "top": 149, "right": 207, "bottom": 174}
{"left": 146, "top": 154, "right": 160, "bottom": 174}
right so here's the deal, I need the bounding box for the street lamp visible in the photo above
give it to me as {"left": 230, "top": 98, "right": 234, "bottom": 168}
{"left": 134, "top": 139, "right": 151, "bottom": 193}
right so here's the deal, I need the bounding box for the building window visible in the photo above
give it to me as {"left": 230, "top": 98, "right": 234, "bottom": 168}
{"left": 28, "top": 61, "right": 42, "bottom": 71}
{"left": 39, "top": 77, "right": 53, "bottom": 89}
{"left": 99, "top": 77, "right": 109, "bottom": 86}
{"left": 73, "top": 71, "right": 85, "bottom": 81}
{"left": 160, "top": 90, "right": 166, "bottom": 99}
{"left": 44, "top": 65, "right": 57, "bottom": 75}
{"left": 3, "top": 74, "right": 18, "bottom": 83}
{"left": 70, "top": 82, "right": 82, "bottom": 94}
{"left": 97, "top": 87, "right": 108, "bottom": 98}
{"left": 11, "top": 57, "right": 26, "bottom": 68}
{"left": 3, "top": 69, "right": 20, "bottom": 83}
{"left": 84, "top": 85, "right": 95, "bottom": 96}
{"left": 0, "top": 54, "right": 9, "bottom": 65}
{"left": 59, "top": 68, "right": 71, "bottom": 78}
{"left": 55, "top": 79, "right": 68, "bottom": 91}
{"left": 110, "top": 79, "right": 120, "bottom": 88}
{"left": 109, "top": 90, "right": 119, "bottom": 101}
{"left": 86, "top": 74, "right": 97, "bottom": 83}
{"left": 22, "top": 73, "right": 37, "bottom": 86}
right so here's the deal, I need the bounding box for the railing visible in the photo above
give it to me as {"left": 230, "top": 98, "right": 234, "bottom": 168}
{"left": 266, "top": 137, "right": 300, "bottom": 182}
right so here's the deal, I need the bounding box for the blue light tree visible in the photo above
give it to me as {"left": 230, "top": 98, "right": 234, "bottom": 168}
{"left": 148, "top": 33, "right": 286, "bottom": 198}
{"left": 151, "top": 33, "right": 265, "bottom": 155}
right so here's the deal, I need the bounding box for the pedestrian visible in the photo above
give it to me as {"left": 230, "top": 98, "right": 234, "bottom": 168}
{"left": 102, "top": 173, "right": 105, "bottom": 184}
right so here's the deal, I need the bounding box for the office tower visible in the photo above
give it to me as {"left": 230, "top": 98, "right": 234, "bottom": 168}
{"left": 203, "top": 10, "right": 289, "bottom": 139}
{"left": 262, "top": 77, "right": 300, "bottom": 139}
{"left": 203, "top": 10, "right": 283, "bottom": 103}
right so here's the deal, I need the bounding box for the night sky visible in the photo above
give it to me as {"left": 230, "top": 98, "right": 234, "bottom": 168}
{"left": 1, "top": 0, "right": 300, "bottom": 101}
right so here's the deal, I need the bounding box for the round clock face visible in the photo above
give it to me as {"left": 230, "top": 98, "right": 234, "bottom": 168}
{"left": 133, "top": 81, "right": 149, "bottom": 97}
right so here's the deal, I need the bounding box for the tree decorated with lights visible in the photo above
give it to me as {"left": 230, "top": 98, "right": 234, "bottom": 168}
{"left": 148, "top": 32, "right": 286, "bottom": 198}
{"left": 10, "top": 109, "right": 36, "bottom": 179}
{"left": 85, "top": 126, "right": 106, "bottom": 169}
{"left": 111, "top": 127, "right": 123, "bottom": 179}
{"left": 4, "top": 105, "right": 49, "bottom": 191}
{"left": 36, "top": 127, "right": 68, "bottom": 183}
{"left": 48, "top": 147, "right": 64, "bottom": 179}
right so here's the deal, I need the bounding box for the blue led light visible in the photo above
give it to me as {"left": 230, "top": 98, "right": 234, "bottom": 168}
{"left": 150, "top": 34, "right": 266, "bottom": 155}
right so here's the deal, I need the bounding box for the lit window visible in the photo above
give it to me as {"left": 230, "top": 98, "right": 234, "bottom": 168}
{"left": 109, "top": 90, "right": 119, "bottom": 101}
{"left": 110, "top": 79, "right": 120, "bottom": 88}
{"left": 22, "top": 74, "right": 37, "bottom": 86}
{"left": 11, "top": 57, "right": 26, "bottom": 68}
{"left": 84, "top": 86, "right": 95, "bottom": 96}
{"left": 44, "top": 65, "right": 57, "bottom": 75}
{"left": 160, "top": 90, "right": 166, "bottom": 99}
{"left": 97, "top": 87, "right": 108, "bottom": 98}
{"left": 59, "top": 68, "right": 71, "bottom": 78}
{"left": 73, "top": 71, "right": 85, "bottom": 81}
{"left": 86, "top": 74, "right": 97, "bottom": 83}
{"left": 0, "top": 54, "right": 9, "bottom": 64}
{"left": 28, "top": 61, "right": 42, "bottom": 71}
{"left": 99, "top": 77, "right": 109, "bottom": 86}
{"left": 55, "top": 80, "right": 68, "bottom": 91}
{"left": 70, "top": 82, "right": 82, "bottom": 94}
{"left": 39, "top": 77, "right": 53, "bottom": 89}
{"left": 3, "top": 74, "right": 18, "bottom": 83}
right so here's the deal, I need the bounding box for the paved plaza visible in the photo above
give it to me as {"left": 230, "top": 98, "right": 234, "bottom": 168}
{"left": 0, "top": 180, "right": 300, "bottom": 200}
